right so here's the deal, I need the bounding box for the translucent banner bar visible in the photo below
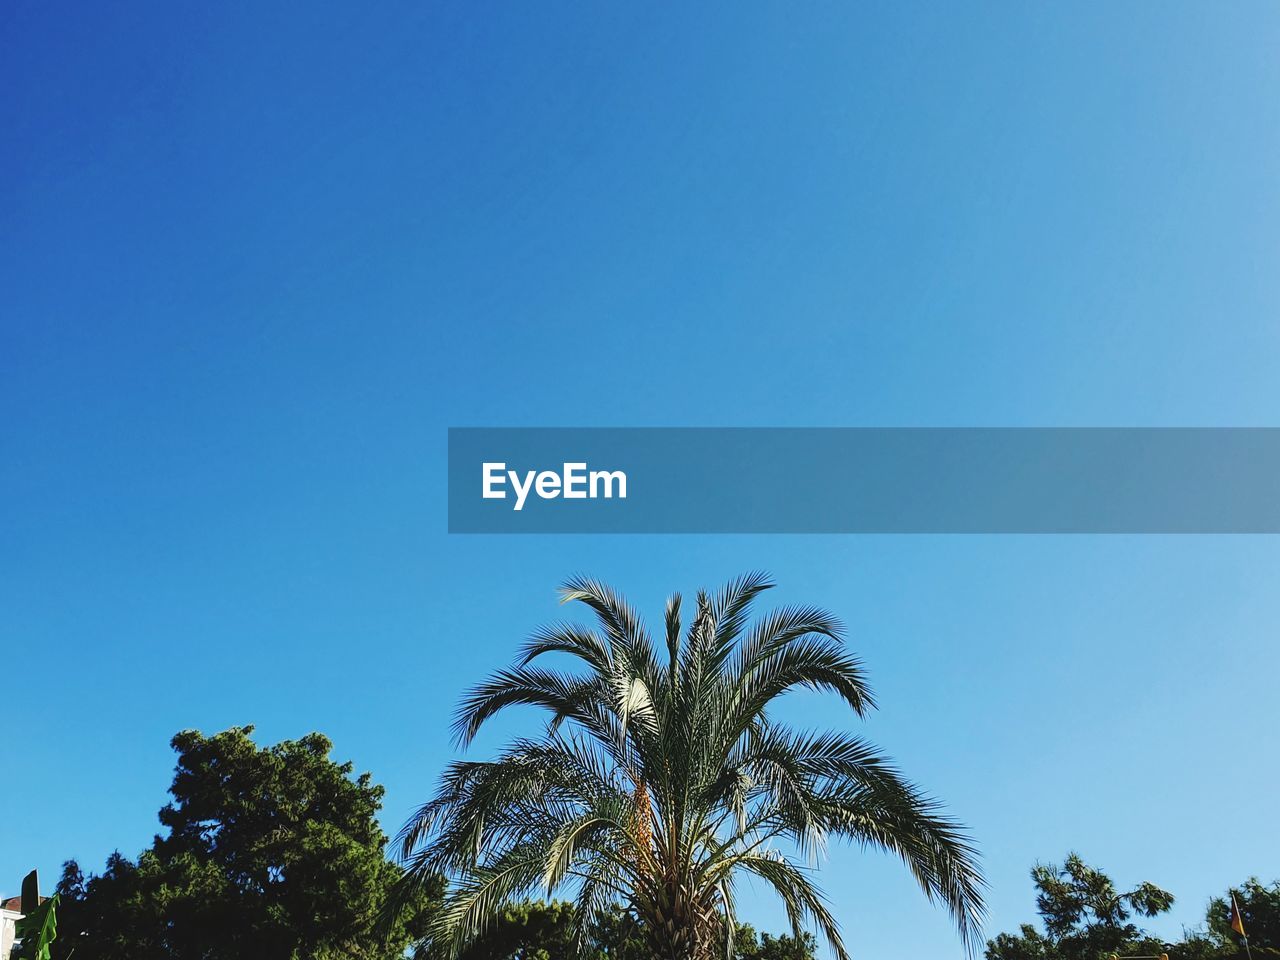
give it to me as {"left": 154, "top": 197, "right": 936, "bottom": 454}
{"left": 447, "top": 428, "right": 1280, "bottom": 533}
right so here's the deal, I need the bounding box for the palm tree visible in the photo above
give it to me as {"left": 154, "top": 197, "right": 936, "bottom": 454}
{"left": 399, "top": 574, "right": 985, "bottom": 960}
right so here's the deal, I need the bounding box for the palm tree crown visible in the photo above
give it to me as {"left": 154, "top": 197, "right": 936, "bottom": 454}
{"left": 399, "top": 574, "right": 985, "bottom": 960}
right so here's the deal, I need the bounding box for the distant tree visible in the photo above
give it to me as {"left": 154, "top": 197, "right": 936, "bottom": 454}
{"left": 45, "top": 727, "right": 439, "bottom": 960}
{"left": 1208, "top": 879, "right": 1280, "bottom": 956}
{"left": 430, "top": 901, "right": 818, "bottom": 960}
{"left": 734, "top": 923, "right": 819, "bottom": 960}
{"left": 448, "top": 900, "right": 580, "bottom": 960}
{"left": 1178, "top": 879, "right": 1280, "bottom": 959}
{"left": 985, "top": 923, "right": 1059, "bottom": 960}
{"left": 437, "top": 899, "right": 649, "bottom": 960}
{"left": 590, "top": 904, "right": 649, "bottom": 960}
{"left": 985, "top": 853, "right": 1173, "bottom": 960}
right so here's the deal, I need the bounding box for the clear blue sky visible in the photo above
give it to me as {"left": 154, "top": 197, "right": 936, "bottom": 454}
{"left": 3, "top": 3, "right": 1279, "bottom": 957}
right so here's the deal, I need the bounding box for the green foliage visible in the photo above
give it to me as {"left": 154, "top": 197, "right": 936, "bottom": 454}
{"left": 984, "top": 853, "right": 1173, "bottom": 960}
{"left": 49, "top": 726, "right": 440, "bottom": 960}
{"left": 422, "top": 900, "right": 817, "bottom": 960}
{"left": 734, "top": 924, "right": 819, "bottom": 960}
{"left": 985, "top": 924, "right": 1060, "bottom": 960}
{"left": 400, "top": 574, "right": 985, "bottom": 960}
{"left": 440, "top": 899, "right": 650, "bottom": 960}
{"left": 1209, "top": 880, "right": 1280, "bottom": 955}
{"left": 11, "top": 894, "right": 58, "bottom": 960}
{"left": 450, "top": 900, "right": 582, "bottom": 960}
{"left": 1179, "top": 879, "right": 1280, "bottom": 959}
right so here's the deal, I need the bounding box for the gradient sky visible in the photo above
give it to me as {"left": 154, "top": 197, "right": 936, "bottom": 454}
{"left": 3, "top": 3, "right": 1279, "bottom": 957}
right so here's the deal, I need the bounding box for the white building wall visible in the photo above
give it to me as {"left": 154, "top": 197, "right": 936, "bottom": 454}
{"left": 0, "top": 907, "right": 23, "bottom": 960}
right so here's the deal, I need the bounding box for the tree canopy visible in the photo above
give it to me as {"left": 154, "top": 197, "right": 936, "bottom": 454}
{"left": 44, "top": 726, "right": 438, "bottom": 960}
{"left": 985, "top": 853, "right": 1174, "bottom": 960}
{"left": 984, "top": 855, "right": 1280, "bottom": 960}
{"left": 442, "top": 899, "right": 817, "bottom": 960}
{"left": 1179, "top": 879, "right": 1280, "bottom": 959}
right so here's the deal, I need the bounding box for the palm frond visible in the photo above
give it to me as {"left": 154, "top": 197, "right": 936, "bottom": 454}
{"left": 400, "top": 574, "right": 985, "bottom": 960}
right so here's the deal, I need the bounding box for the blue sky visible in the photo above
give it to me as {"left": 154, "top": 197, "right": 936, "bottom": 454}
{"left": 3, "top": 3, "right": 1279, "bottom": 957}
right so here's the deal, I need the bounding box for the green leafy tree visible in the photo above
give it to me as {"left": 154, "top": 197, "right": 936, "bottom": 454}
{"left": 1179, "top": 879, "right": 1280, "bottom": 959}
{"left": 49, "top": 727, "right": 439, "bottom": 960}
{"left": 451, "top": 900, "right": 581, "bottom": 960}
{"left": 734, "top": 924, "right": 819, "bottom": 960}
{"left": 399, "top": 574, "right": 985, "bottom": 960}
{"left": 435, "top": 901, "right": 817, "bottom": 960}
{"left": 589, "top": 903, "right": 649, "bottom": 960}
{"left": 985, "top": 853, "right": 1173, "bottom": 960}
{"left": 11, "top": 893, "right": 58, "bottom": 960}
{"left": 443, "top": 899, "right": 651, "bottom": 960}
{"left": 1209, "top": 880, "right": 1280, "bottom": 956}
